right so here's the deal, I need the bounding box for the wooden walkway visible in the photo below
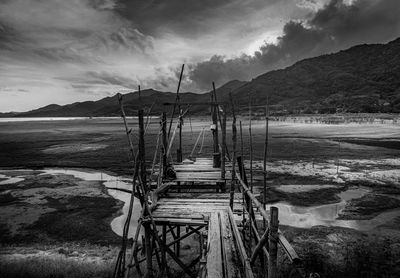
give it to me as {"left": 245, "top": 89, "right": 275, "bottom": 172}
{"left": 115, "top": 99, "right": 306, "bottom": 278}
{"left": 151, "top": 157, "right": 252, "bottom": 278}
{"left": 171, "top": 158, "right": 231, "bottom": 184}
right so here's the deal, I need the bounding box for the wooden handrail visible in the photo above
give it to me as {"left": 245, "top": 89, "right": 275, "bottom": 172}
{"left": 235, "top": 170, "right": 303, "bottom": 268}
{"left": 235, "top": 171, "right": 270, "bottom": 223}
{"left": 250, "top": 228, "right": 269, "bottom": 265}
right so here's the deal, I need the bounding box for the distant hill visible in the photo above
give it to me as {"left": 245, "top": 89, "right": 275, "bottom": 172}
{"left": 2, "top": 38, "right": 400, "bottom": 117}
{"left": 230, "top": 37, "right": 400, "bottom": 114}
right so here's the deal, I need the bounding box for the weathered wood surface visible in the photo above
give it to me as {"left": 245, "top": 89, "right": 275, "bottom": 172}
{"left": 151, "top": 190, "right": 254, "bottom": 277}
{"left": 148, "top": 156, "right": 299, "bottom": 278}
{"left": 152, "top": 192, "right": 245, "bottom": 225}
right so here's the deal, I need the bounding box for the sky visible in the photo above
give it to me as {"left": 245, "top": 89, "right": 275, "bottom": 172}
{"left": 0, "top": 0, "right": 400, "bottom": 112}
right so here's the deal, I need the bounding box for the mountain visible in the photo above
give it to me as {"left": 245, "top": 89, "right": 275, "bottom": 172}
{"left": 230, "top": 38, "right": 400, "bottom": 113}
{"left": 3, "top": 38, "right": 400, "bottom": 117}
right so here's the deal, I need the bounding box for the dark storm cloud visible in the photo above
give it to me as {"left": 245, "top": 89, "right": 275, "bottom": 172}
{"left": 114, "top": 0, "right": 281, "bottom": 37}
{"left": 189, "top": 0, "right": 400, "bottom": 90}
{"left": 0, "top": 0, "right": 154, "bottom": 64}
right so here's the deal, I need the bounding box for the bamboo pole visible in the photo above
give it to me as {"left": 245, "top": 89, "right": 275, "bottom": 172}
{"left": 211, "top": 84, "right": 220, "bottom": 167}
{"left": 161, "top": 225, "right": 167, "bottom": 276}
{"left": 139, "top": 110, "right": 153, "bottom": 278}
{"left": 189, "top": 128, "right": 204, "bottom": 158}
{"left": 268, "top": 207, "right": 278, "bottom": 278}
{"left": 263, "top": 105, "right": 269, "bottom": 229}
{"left": 239, "top": 121, "right": 244, "bottom": 158}
{"left": 161, "top": 112, "right": 167, "bottom": 177}
{"left": 138, "top": 85, "right": 142, "bottom": 106}
{"left": 116, "top": 94, "right": 143, "bottom": 278}
{"left": 212, "top": 82, "right": 231, "bottom": 161}
{"left": 229, "top": 93, "right": 237, "bottom": 209}
{"left": 250, "top": 228, "right": 269, "bottom": 265}
{"left": 139, "top": 110, "right": 147, "bottom": 191}
{"left": 237, "top": 156, "right": 252, "bottom": 253}
{"left": 221, "top": 106, "right": 227, "bottom": 182}
{"left": 167, "top": 64, "right": 184, "bottom": 139}
{"left": 249, "top": 96, "right": 253, "bottom": 192}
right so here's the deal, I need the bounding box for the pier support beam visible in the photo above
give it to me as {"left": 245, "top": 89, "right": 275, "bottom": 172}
{"left": 211, "top": 82, "right": 220, "bottom": 168}
{"left": 268, "top": 207, "right": 278, "bottom": 278}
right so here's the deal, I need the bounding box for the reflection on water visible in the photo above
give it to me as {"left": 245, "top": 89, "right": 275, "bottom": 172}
{"left": 266, "top": 187, "right": 397, "bottom": 230}
{"left": 276, "top": 184, "right": 337, "bottom": 193}
{"left": 2, "top": 168, "right": 400, "bottom": 233}
{"left": 0, "top": 174, "right": 25, "bottom": 185}
{"left": 39, "top": 169, "right": 141, "bottom": 238}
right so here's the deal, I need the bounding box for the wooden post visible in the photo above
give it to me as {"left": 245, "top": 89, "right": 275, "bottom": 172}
{"left": 249, "top": 96, "right": 253, "bottom": 192}
{"left": 213, "top": 82, "right": 231, "bottom": 161}
{"left": 139, "top": 110, "right": 153, "bottom": 278}
{"left": 237, "top": 155, "right": 247, "bottom": 241}
{"left": 138, "top": 85, "right": 142, "bottom": 106}
{"left": 237, "top": 156, "right": 252, "bottom": 253}
{"left": 250, "top": 228, "right": 269, "bottom": 265}
{"left": 268, "top": 207, "right": 278, "bottom": 278}
{"left": 229, "top": 93, "right": 237, "bottom": 209}
{"left": 239, "top": 120, "right": 244, "bottom": 158}
{"left": 168, "top": 64, "right": 184, "bottom": 139}
{"left": 177, "top": 111, "right": 183, "bottom": 162}
{"left": 161, "top": 112, "right": 167, "bottom": 177}
{"left": 211, "top": 84, "right": 220, "bottom": 167}
{"left": 138, "top": 110, "right": 147, "bottom": 190}
{"left": 161, "top": 224, "right": 167, "bottom": 276}
{"left": 175, "top": 226, "right": 181, "bottom": 257}
{"left": 237, "top": 156, "right": 247, "bottom": 185}
{"left": 221, "top": 106, "right": 226, "bottom": 181}
{"left": 263, "top": 105, "right": 269, "bottom": 229}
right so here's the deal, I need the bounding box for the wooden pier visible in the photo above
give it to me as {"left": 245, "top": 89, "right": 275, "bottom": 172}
{"left": 113, "top": 73, "right": 309, "bottom": 278}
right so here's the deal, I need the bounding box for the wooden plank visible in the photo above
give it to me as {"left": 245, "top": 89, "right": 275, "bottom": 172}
{"left": 153, "top": 218, "right": 207, "bottom": 225}
{"left": 157, "top": 198, "right": 241, "bottom": 203}
{"left": 154, "top": 205, "right": 242, "bottom": 212}
{"left": 162, "top": 193, "right": 242, "bottom": 199}
{"left": 206, "top": 212, "right": 223, "bottom": 278}
{"left": 173, "top": 179, "right": 226, "bottom": 183}
{"left": 278, "top": 232, "right": 301, "bottom": 264}
{"left": 220, "top": 210, "right": 242, "bottom": 278}
{"left": 227, "top": 208, "right": 254, "bottom": 278}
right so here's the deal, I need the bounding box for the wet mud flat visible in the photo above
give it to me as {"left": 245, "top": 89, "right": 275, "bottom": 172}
{"left": 1, "top": 118, "right": 400, "bottom": 277}
{"left": 0, "top": 168, "right": 205, "bottom": 278}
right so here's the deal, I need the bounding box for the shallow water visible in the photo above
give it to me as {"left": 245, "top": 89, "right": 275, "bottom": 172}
{"left": 1, "top": 168, "right": 399, "bottom": 233}
{"left": 0, "top": 174, "right": 25, "bottom": 185}
{"left": 275, "top": 184, "right": 337, "bottom": 193}
{"left": 266, "top": 187, "right": 400, "bottom": 230}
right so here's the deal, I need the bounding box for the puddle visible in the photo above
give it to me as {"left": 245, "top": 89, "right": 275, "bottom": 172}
{"left": 42, "top": 144, "right": 108, "bottom": 154}
{"left": 276, "top": 184, "right": 337, "bottom": 193}
{"left": 2, "top": 168, "right": 399, "bottom": 234}
{"left": 265, "top": 187, "right": 400, "bottom": 230}
{"left": 0, "top": 174, "right": 25, "bottom": 185}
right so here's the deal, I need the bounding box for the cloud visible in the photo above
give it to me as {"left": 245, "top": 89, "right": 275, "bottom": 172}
{"left": 1, "top": 0, "right": 399, "bottom": 112}
{"left": 0, "top": 0, "right": 154, "bottom": 64}
{"left": 188, "top": 0, "right": 400, "bottom": 90}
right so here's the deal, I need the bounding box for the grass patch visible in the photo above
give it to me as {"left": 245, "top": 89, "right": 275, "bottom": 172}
{"left": 0, "top": 193, "right": 20, "bottom": 206}
{"left": 0, "top": 256, "right": 113, "bottom": 278}
{"left": 263, "top": 187, "right": 343, "bottom": 206}
{"left": 23, "top": 196, "right": 122, "bottom": 245}
{"left": 277, "top": 226, "right": 400, "bottom": 278}
{"left": 338, "top": 194, "right": 400, "bottom": 220}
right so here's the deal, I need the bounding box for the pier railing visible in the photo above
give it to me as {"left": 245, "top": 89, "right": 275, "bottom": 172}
{"left": 234, "top": 156, "right": 305, "bottom": 278}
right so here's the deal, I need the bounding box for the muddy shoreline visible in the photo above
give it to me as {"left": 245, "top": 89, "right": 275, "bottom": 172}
{"left": 1, "top": 119, "right": 400, "bottom": 277}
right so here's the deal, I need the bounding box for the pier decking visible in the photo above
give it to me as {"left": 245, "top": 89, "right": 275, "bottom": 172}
{"left": 114, "top": 88, "right": 306, "bottom": 278}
